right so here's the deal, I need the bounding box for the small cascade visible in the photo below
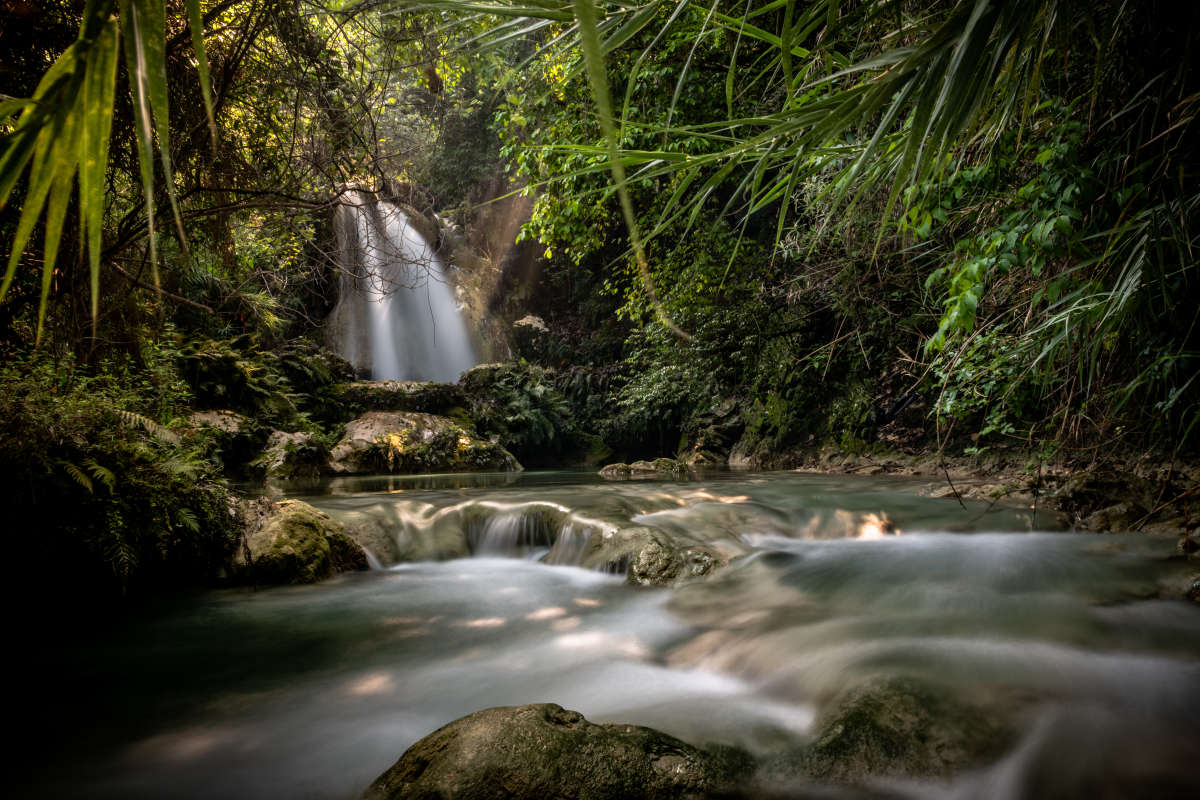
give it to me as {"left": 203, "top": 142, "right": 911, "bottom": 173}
{"left": 326, "top": 189, "right": 477, "bottom": 381}
{"left": 467, "top": 511, "right": 556, "bottom": 557}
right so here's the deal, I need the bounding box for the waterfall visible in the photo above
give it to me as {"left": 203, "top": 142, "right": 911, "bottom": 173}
{"left": 327, "top": 190, "right": 477, "bottom": 382}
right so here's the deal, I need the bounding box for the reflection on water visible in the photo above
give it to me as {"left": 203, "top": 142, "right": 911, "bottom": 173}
{"left": 15, "top": 471, "right": 1200, "bottom": 799}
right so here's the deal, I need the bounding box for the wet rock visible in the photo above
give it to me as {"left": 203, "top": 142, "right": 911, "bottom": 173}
{"left": 1055, "top": 470, "right": 1154, "bottom": 522}
{"left": 328, "top": 411, "right": 521, "bottom": 474}
{"left": 629, "top": 540, "right": 722, "bottom": 586}
{"left": 236, "top": 499, "right": 368, "bottom": 585}
{"left": 599, "top": 462, "right": 634, "bottom": 478}
{"left": 339, "top": 381, "right": 469, "bottom": 415}
{"left": 362, "top": 703, "right": 753, "bottom": 800}
{"left": 1081, "top": 501, "right": 1145, "bottom": 532}
{"left": 599, "top": 458, "right": 691, "bottom": 480}
{"left": 328, "top": 529, "right": 369, "bottom": 572}
{"left": 545, "top": 524, "right": 731, "bottom": 586}
{"left": 340, "top": 515, "right": 401, "bottom": 566}
{"left": 256, "top": 430, "right": 327, "bottom": 480}
{"left": 800, "top": 677, "right": 1011, "bottom": 782}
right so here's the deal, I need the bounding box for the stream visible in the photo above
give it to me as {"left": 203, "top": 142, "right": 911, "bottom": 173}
{"left": 17, "top": 470, "right": 1200, "bottom": 798}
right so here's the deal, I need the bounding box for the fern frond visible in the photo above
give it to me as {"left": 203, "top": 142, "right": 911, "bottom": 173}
{"left": 118, "top": 408, "right": 181, "bottom": 445}
{"left": 58, "top": 459, "right": 93, "bottom": 493}
{"left": 83, "top": 457, "right": 117, "bottom": 491}
{"left": 176, "top": 507, "right": 200, "bottom": 533}
{"left": 158, "top": 456, "right": 200, "bottom": 480}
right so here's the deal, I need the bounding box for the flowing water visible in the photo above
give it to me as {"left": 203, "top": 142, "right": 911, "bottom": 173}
{"left": 17, "top": 471, "right": 1200, "bottom": 798}
{"left": 325, "top": 191, "right": 477, "bottom": 382}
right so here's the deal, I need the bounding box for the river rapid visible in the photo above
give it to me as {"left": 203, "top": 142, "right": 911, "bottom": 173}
{"left": 17, "top": 470, "right": 1200, "bottom": 798}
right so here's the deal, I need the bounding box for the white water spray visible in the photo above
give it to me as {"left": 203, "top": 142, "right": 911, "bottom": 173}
{"left": 327, "top": 190, "right": 477, "bottom": 381}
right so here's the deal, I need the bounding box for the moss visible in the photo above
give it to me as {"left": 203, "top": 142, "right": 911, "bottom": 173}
{"left": 802, "top": 677, "right": 1012, "bottom": 781}
{"left": 245, "top": 500, "right": 342, "bottom": 584}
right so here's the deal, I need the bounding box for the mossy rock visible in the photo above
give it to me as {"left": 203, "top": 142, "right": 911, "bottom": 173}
{"left": 237, "top": 499, "right": 368, "bottom": 585}
{"left": 339, "top": 381, "right": 469, "bottom": 415}
{"left": 327, "top": 411, "right": 521, "bottom": 474}
{"left": 362, "top": 703, "right": 753, "bottom": 800}
{"left": 599, "top": 458, "right": 692, "bottom": 480}
{"left": 801, "top": 677, "right": 1012, "bottom": 782}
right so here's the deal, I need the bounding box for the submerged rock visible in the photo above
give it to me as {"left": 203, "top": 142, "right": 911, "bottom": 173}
{"left": 362, "top": 703, "right": 753, "bottom": 800}
{"left": 328, "top": 411, "right": 521, "bottom": 474}
{"left": 1081, "top": 501, "right": 1145, "bottom": 532}
{"left": 800, "top": 677, "right": 1011, "bottom": 782}
{"left": 235, "top": 499, "right": 368, "bottom": 585}
{"left": 544, "top": 524, "right": 732, "bottom": 586}
{"left": 599, "top": 458, "right": 691, "bottom": 480}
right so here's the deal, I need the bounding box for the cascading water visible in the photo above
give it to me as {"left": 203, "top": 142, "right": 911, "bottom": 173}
{"left": 326, "top": 190, "right": 477, "bottom": 381}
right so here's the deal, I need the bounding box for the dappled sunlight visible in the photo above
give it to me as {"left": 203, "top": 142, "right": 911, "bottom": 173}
{"left": 555, "top": 631, "right": 649, "bottom": 660}
{"left": 345, "top": 672, "right": 395, "bottom": 697}
{"left": 526, "top": 606, "right": 567, "bottom": 621}
{"left": 454, "top": 617, "right": 507, "bottom": 629}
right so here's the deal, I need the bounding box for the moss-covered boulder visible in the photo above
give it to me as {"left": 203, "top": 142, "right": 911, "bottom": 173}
{"left": 362, "top": 703, "right": 753, "bottom": 800}
{"left": 599, "top": 458, "right": 692, "bottom": 480}
{"left": 800, "top": 677, "right": 1012, "bottom": 782}
{"left": 236, "top": 499, "right": 368, "bottom": 585}
{"left": 339, "top": 380, "right": 469, "bottom": 415}
{"left": 327, "top": 411, "right": 521, "bottom": 474}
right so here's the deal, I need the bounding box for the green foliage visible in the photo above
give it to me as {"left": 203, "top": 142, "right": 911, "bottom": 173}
{"left": 463, "top": 363, "right": 582, "bottom": 463}
{"left": 176, "top": 335, "right": 350, "bottom": 430}
{"left": 0, "top": 352, "right": 238, "bottom": 599}
{"left": 0, "top": 0, "right": 213, "bottom": 335}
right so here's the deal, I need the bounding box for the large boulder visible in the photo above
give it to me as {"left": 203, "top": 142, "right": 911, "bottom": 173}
{"left": 799, "top": 677, "right": 1011, "bottom": 782}
{"left": 362, "top": 703, "right": 753, "bottom": 800}
{"left": 328, "top": 411, "right": 521, "bottom": 474}
{"left": 235, "top": 499, "right": 368, "bottom": 584}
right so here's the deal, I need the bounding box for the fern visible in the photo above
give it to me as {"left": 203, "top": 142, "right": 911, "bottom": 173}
{"left": 118, "top": 408, "right": 181, "bottom": 445}
{"left": 158, "top": 455, "right": 201, "bottom": 480}
{"left": 58, "top": 459, "right": 93, "bottom": 493}
{"left": 105, "top": 533, "right": 138, "bottom": 591}
{"left": 176, "top": 507, "right": 200, "bottom": 533}
{"left": 83, "top": 457, "right": 117, "bottom": 491}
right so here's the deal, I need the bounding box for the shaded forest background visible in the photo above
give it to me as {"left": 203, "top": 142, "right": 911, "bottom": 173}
{"left": 1, "top": 0, "right": 1196, "bottom": 603}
